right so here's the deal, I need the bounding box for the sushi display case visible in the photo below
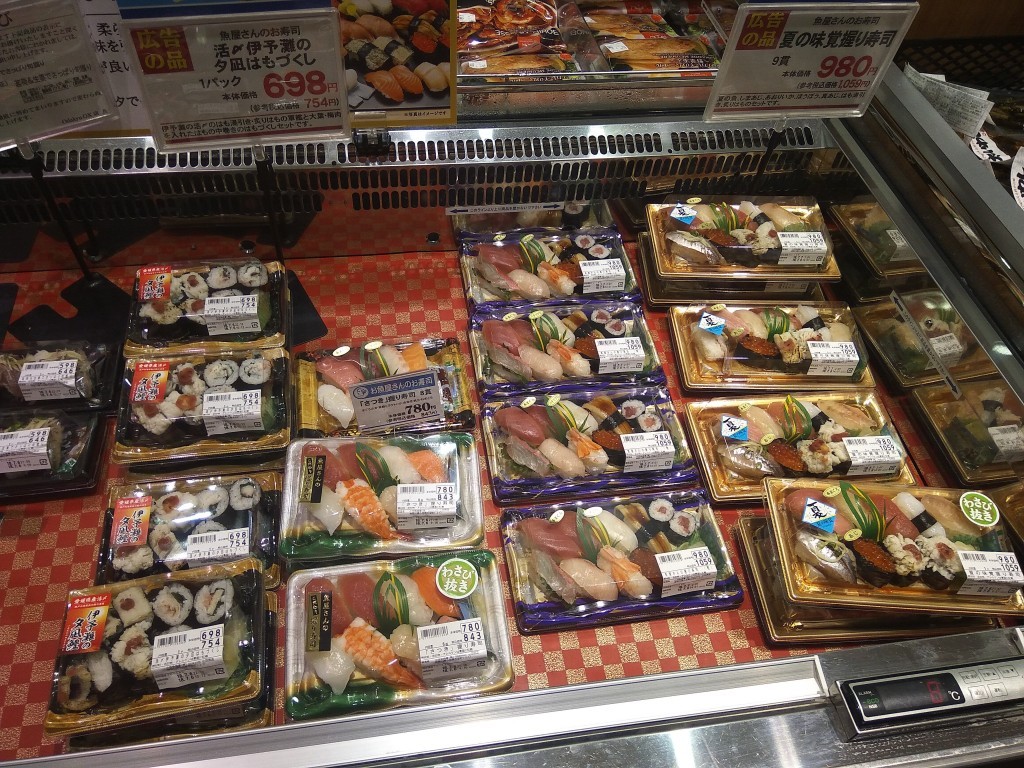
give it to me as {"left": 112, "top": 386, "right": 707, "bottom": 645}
{"left": 501, "top": 489, "right": 742, "bottom": 634}
{"left": 0, "top": 340, "right": 121, "bottom": 413}
{"left": 828, "top": 200, "right": 928, "bottom": 280}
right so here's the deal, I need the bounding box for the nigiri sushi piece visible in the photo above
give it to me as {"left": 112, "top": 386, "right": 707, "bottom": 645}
{"left": 531, "top": 549, "right": 584, "bottom": 604}
{"left": 760, "top": 202, "right": 806, "bottom": 232}
{"left": 519, "top": 514, "right": 583, "bottom": 560}
{"left": 818, "top": 402, "right": 875, "bottom": 434}
{"left": 476, "top": 259, "right": 520, "bottom": 293}
{"left": 309, "top": 637, "right": 356, "bottom": 694}
{"left": 518, "top": 346, "right": 563, "bottom": 382}
{"left": 567, "top": 428, "right": 609, "bottom": 474}
{"left": 411, "top": 566, "right": 460, "bottom": 618}
{"left": 792, "top": 525, "right": 858, "bottom": 584}
{"left": 337, "top": 479, "right": 400, "bottom": 540}
{"left": 477, "top": 243, "right": 521, "bottom": 275}
{"left": 742, "top": 405, "right": 782, "bottom": 443}
{"left": 716, "top": 441, "right": 781, "bottom": 479}
{"left": 338, "top": 617, "right": 424, "bottom": 689}
{"left": 560, "top": 558, "right": 618, "bottom": 601}
{"left": 482, "top": 319, "right": 524, "bottom": 355}
{"left": 594, "top": 509, "right": 639, "bottom": 553}
{"left": 551, "top": 400, "right": 600, "bottom": 436}
{"left": 310, "top": 483, "right": 346, "bottom": 535}
{"left": 538, "top": 438, "right": 586, "bottom": 479}
{"left": 372, "top": 345, "right": 410, "bottom": 377}
{"left": 317, "top": 356, "right": 365, "bottom": 392}
{"left": 508, "top": 269, "right": 550, "bottom": 299}
{"left": 504, "top": 434, "right": 552, "bottom": 476}
{"left": 390, "top": 65, "right": 423, "bottom": 95}
{"left": 400, "top": 343, "right": 428, "bottom": 372}
{"left": 406, "top": 449, "right": 446, "bottom": 483}
{"left": 365, "top": 69, "right": 404, "bottom": 101}
{"left": 875, "top": 493, "right": 919, "bottom": 540}
{"left": 691, "top": 324, "right": 729, "bottom": 362}
{"left": 395, "top": 574, "right": 434, "bottom": 626}
{"left": 377, "top": 446, "right": 423, "bottom": 484}
{"left": 413, "top": 62, "right": 448, "bottom": 92}
{"left": 318, "top": 383, "right": 354, "bottom": 428}
{"left": 596, "top": 545, "right": 654, "bottom": 599}
{"left": 302, "top": 443, "right": 357, "bottom": 489}
{"left": 892, "top": 491, "right": 945, "bottom": 538}
{"left": 494, "top": 406, "right": 549, "bottom": 447}
{"left": 355, "top": 14, "right": 397, "bottom": 38}
{"left": 537, "top": 262, "right": 577, "bottom": 296}
{"left": 547, "top": 340, "right": 591, "bottom": 377}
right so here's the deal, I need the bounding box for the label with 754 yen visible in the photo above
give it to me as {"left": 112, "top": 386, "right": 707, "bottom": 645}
{"left": 152, "top": 624, "right": 227, "bottom": 690}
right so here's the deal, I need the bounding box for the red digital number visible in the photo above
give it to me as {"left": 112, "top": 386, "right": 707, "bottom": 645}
{"left": 926, "top": 679, "right": 945, "bottom": 705}
{"left": 818, "top": 55, "right": 873, "bottom": 78}
{"left": 263, "top": 70, "right": 328, "bottom": 99}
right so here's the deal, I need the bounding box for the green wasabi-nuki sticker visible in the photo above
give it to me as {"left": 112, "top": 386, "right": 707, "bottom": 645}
{"left": 960, "top": 491, "right": 1000, "bottom": 527}
{"left": 436, "top": 557, "right": 478, "bottom": 599}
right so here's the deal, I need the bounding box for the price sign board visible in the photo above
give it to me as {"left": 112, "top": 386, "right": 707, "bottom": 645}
{"left": 705, "top": 2, "right": 918, "bottom": 122}
{"left": 117, "top": 3, "right": 347, "bottom": 150}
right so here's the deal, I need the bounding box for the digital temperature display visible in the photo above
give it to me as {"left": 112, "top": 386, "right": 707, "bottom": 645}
{"left": 853, "top": 673, "right": 963, "bottom": 717}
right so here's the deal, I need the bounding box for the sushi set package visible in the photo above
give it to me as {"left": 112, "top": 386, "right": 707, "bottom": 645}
{"left": 669, "top": 302, "right": 874, "bottom": 392}
{"left": 735, "top": 517, "right": 997, "bottom": 645}
{"left": 685, "top": 392, "right": 914, "bottom": 504}
{"left": 124, "top": 260, "right": 289, "bottom": 358}
{"left": 598, "top": 35, "right": 718, "bottom": 73}
{"left": 97, "top": 472, "right": 281, "bottom": 588}
{"left": 481, "top": 386, "right": 696, "bottom": 503}
{"left": 295, "top": 339, "right": 474, "bottom": 438}
{"left": 646, "top": 198, "right": 841, "bottom": 281}
{"left": 853, "top": 290, "right": 996, "bottom": 389}
{"left": 280, "top": 434, "right": 485, "bottom": 569}
{"left": 469, "top": 301, "right": 664, "bottom": 397}
{"left": 502, "top": 489, "right": 742, "bottom": 634}
{"left": 112, "top": 349, "right": 291, "bottom": 468}
{"left": 458, "top": 53, "right": 585, "bottom": 80}
{"left": 45, "top": 557, "right": 266, "bottom": 737}
{"left": 450, "top": 200, "right": 613, "bottom": 238}
{"left": 829, "top": 201, "right": 926, "bottom": 279}
{"left": 830, "top": 236, "right": 933, "bottom": 305}
{"left": 284, "top": 550, "right": 513, "bottom": 718}
{"left": 0, "top": 340, "right": 120, "bottom": 413}
{"left": 911, "top": 377, "right": 1024, "bottom": 486}
{"left": 460, "top": 228, "right": 638, "bottom": 307}
{"left": 457, "top": 0, "right": 561, "bottom": 59}
{"left": 764, "top": 478, "right": 1024, "bottom": 616}
{"left": 0, "top": 410, "right": 106, "bottom": 502}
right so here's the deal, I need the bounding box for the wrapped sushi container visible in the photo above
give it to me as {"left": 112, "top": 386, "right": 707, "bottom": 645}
{"left": 685, "top": 391, "right": 915, "bottom": 503}
{"left": 853, "top": 290, "right": 996, "bottom": 390}
{"left": 469, "top": 300, "right": 664, "bottom": 397}
{"left": 284, "top": 551, "right": 513, "bottom": 719}
{"left": 735, "top": 517, "right": 997, "bottom": 645}
{"left": 44, "top": 557, "right": 266, "bottom": 737}
{"left": 829, "top": 200, "right": 927, "bottom": 279}
{"left": 295, "top": 339, "right": 474, "bottom": 437}
{"left": 669, "top": 302, "right": 874, "bottom": 392}
{"left": 112, "top": 349, "right": 291, "bottom": 468}
{"left": 502, "top": 489, "right": 742, "bottom": 634}
{"left": 763, "top": 478, "right": 1024, "bottom": 616}
{"left": 450, "top": 200, "right": 614, "bottom": 238}
{"left": 280, "top": 434, "right": 485, "bottom": 570}
{"left": 459, "top": 228, "right": 638, "bottom": 308}
{"left": 0, "top": 409, "right": 106, "bottom": 502}
{"left": 646, "top": 198, "right": 841, "bottom": 283}
{"left": 911, "top": 377, "right": 1024, "bottom": 486}
{"left": 97, "top": 472, "right": 282, "bottom": 588}
{"left": 0, "top": 340, "right": 120, "bottom": 412}
{"left": 124, "top": 259, "right": 289, "bottom": 358}
{"left": 481, "top": 386, "right": 696, "bottom": 503}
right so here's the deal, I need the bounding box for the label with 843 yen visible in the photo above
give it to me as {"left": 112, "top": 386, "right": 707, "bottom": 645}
{"left": 416, "top": 619, "right": 488, "bottom": 684}
{"left": 151, "top": 625, "right": 227, "bottom": 690}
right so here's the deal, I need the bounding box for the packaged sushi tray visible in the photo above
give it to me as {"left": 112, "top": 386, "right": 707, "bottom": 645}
{"left": 911, "top": 377, "right": 1024, "bottom": 486}
{"left": 481, "top": 385, "right": 695, "bottom": 503}
{"left": 469, "top": 300, "right": 664, "bottom": 397}
{"left": 669, "top": 302, "right": 874, "bottom": 392}
{"left": 502, "top": 489, "right": 742, "bottom": 634}
{"left": 735, "top": 517, "right": 998, "bottom": 645}
{"left": 44, "top": 557, "right": 266, "bottom": 737}
{"left": 459, "top": 228, "right": 638, "bottom": 307}
{"left": 0, "top": 409, "right": 106, "bottom": 502}
{"left": 112, "top": 349, "right": 290, "bottom": 467}
{"left": 280, "top": 434, "right": 484, "bottom": 569}
{"left": 295, "top": 339, "right": 474, "bottom": 437}
{"left": 764, "top": 478, "right": 1024, "bottom": 616}
{"left": 829, "top": 200, "right": 927, "bottom": 279}
{"left": 457, "top": 0, "right": 562, "bottom": 60}
{"left": 685, "top": 392, "right": 914, "bottom": 504}
{"left": 830, "top": 236, "right": 932, "bottom": 305}
{"left": 853, "top": 289, "right": 996, "bottom": 389}
{"left": 124, "top": 259, "right": 288, "bottom": 358}
{"left": 646, "top": 198, "right": 841, "bottom": 281}
{"left": 97, "top": 472, "right": 282, "bottom": 588}
{"left": 284, "top": 550, "right": 513, "bottom": 718}
{"left": 0, "top": 340, "right": 120, "bottom": 413}
{"left": 450, "top": 200, "right": 612, "bottom": 237}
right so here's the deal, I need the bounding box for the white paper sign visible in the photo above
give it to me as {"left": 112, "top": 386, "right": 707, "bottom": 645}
{"left": 0, "top": 428, "right": 51, "bottom": 474}
{"left": 350, "top": 370, "right": 444, "bottom": 433}
{"left": 204, "top": 294, "right": 261, "bottom": 336}
{"left": 905, "top": 64, "right": 993, "bottom": 137}
{"left": 416, "top": 618, "right": 488, "bottom": 684}
{"left": 621, "top": 430, "right": 675, "bottom": 472}
{"left": 579, "top": 259, "right": 626, "bottom": 293}
{"left": 957, "top": 550, "right": 1024, "bottom": 597}
{"left": 806, "top": 340, "right": 860, "bottom": 377}
{"left": 841, "top": 435, "right": 902, "bottom": 475}
{"left": 202, "top": 390, "right": 262, "bottom": 435}
{"left": 396, "top": 483, "right": 458, "bottom": 531}
{"left": 595, "top": 337, "right": 645, "bottom": 373}
{"left": 186, "top": 528, "right": 250, "bottom": 563}
{"left": 18, "top": 360, "right": 79, "bottom": 401}
{"left": 929, "top": 333, "right": 964, "bottom": 367}
{"left": 989, "top": 425, "right": 1024, "bottom": 463}
{"left": 971, "top": 130, "right": 1012, "bottom": 164}
{"left": 656, "top": 547, "right": 717, "bottom": 597}
{"left": 1012, "top": 148, "right": 1024, "bottom": 213}
{"left": 602, "top": 41, "right": 629, "bottom": 54}
{"left": 777, "top": 231, "right": 828, "bottom": 265}
{"left": 152, "top": 624, "right": 228, "bottom": 689}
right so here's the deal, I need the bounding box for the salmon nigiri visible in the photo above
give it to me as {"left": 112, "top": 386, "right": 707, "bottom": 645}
{"left": 390, "top": 65, "right": 423, "bottom": 95}
{"left": 365, "top": 70, "right": 403, "bottom": 102}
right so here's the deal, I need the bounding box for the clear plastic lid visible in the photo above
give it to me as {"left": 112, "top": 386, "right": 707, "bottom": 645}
{"left": 0, "top": 340, "right": 119, "bottom": 412}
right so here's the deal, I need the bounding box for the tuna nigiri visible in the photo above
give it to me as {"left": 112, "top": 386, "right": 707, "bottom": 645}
{"left": 302, "top": 443, "right": 356, "bottom": 490}
{"left": 316, "top": 356, "right": 365, "bottom": 392}
{"left": 482, "top": 319, "right": 524, "bottom": 355}
{"left": 494, "top": 406, "right": 548, "bottom": 447}
{"left": 875, "top": 493, "right": 919, "bottom": 539}
{"left": 519, "top": 514, "right": 582, "bottom": 560}
{"left": 477, "top": 243, "right": 521, "bottom": 275}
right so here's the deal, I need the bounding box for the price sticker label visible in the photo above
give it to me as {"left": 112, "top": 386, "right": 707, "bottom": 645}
{"left": 777, "top": 231, "right": 828, "bottom": 265}
{"left": 578, "top": 259, "right": 626, "bottom": 293}
{"left": 595, "top": 337, "right": 646, "bottom": 373}
{"left": 989, "top": 425, "right": 1024, "bottom": 463}
{"left": 720, "top": 414, "right": 748, "bottom": 441}
{"left": 202, "top": 390, "right": 263, "bottom": 435}
{"left": 697, "top": 312, "right": 726, "bottom": 336}
{"left": 416, "top": 618, "right": 488, "bottom": 684}
{"left": 204, "top": 294, "right": 262, "bottom": 336}
{"left": 928, "top": 333, "right": 964, "bottom": 367}
{"left": 622, "top": 430, "right": 675, "bottom": 473}
{"left": 807, "top": 341, "right": 860, "bottom": 377}
{"left": 186, "top": 528, "right": 250, "bottom": 563}
{"left": 765, "top": 281, "right": 810, "bottom": 294}
{"left": 801, "top": 498, "right": 837, "bottom": 533}
{"left": 396, "top": 483, "right": 458, "bottom": 531}
{"left": 602, "top": 40, "right": 630, "bottom": 53}
{"left": 886, "top": 229, "right": 917, "bottom": 262}
{"left": 18, "top": 359, "right": 79, "bottom": 401}
{"left": 458, "top": 11, "right": 476, "bottom": 22}
{"left": 152, "top": 625, "right": 227, "bottom": 690}
{"left": 841, "top": 435, "right": 903, "bottom": 476}
{"left": 957, "top": 550, "right": 1024, "bottom": 597}
{"left": 350, "top": 370, "right": 444, "bottom": 433}
{"left": 656, "top": 547, "right": 717, "bottom": 597}
{"left": 0, "top": 428, "right": 51, "bottom": 474}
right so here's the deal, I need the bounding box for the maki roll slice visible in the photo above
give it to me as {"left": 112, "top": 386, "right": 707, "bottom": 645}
{"left": 194, "top": 579, "right": 234, "bottom": 624}
{"left": 206, "top": 265, "right": 237, "bottom": 290}
{"left": 113, "top": 586, "right": 153, "bottom": 626}
{"left": 229, "top": 478, "right": 262, "bottom": 510}
{"left": 563, "top": 202, "right": 591, "bottom": 229}
{"left": 239, "top": 355, "right": 273, "bottom": 385}
{"left": 203, "top": 359, "right": 240, "bottom": 388}
{"left": 196, "top": 486, "right": 229, "bottom": 517}
{"left": 917, "top": 535, "right": 965, "bottom": 590}
{"left": 882, "top": 533, "right": 926, "bottom": 587}
{"left": 152, "top": 584, "right": 193, "bottom": 627}
{"left": 849, "top": 538, "right": 899, "bottom": 588}
{"left": 110, "top": 623, "right": 152, "bottom": 680}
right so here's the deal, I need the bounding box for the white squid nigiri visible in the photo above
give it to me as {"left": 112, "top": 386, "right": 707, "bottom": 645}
{"left": 538, "top": 438, "right": 586, "bottom": 479}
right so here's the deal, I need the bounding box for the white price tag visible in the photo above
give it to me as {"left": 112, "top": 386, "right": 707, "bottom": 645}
{"left": 202, "top": 390, "right": 263, "bottom": 436}
{"left": 841, "top": 435, "right": 903, "bottom": 476}
{"left": 204, "top": 295, "right": 262, "bottom": 336}
{"left": 186, "top": 528, "right": 250, "bottom": 563}
{"left": 801, "top": 498, "right": 837, "bottom": 533}
{"left": 152, "top": 624, "right": 227, "bottom": 689}
{"left": 578, "top": 259, "right": 626, "bottom": 293}
{"left": 697, "top": 312, "right": 726, "bottom": 335}
{"left": 466, "top": 59, "right": 488, "bottom": 70}
{"left": 885, "top": 229, "right": 917, "bottom": 262}
{"left": 957, "top": 550, "right": 1024, "bottom": 597}
{"left": 929, "top": 333, "right": 963, "bottom": 366}
{"left": 656, "top": 547, "right": 717, "bottom": 597}
{"left": 622, "top": 430, "right": 675, "bottom": 473}
{"left": 777, "top": 231, "right": 828, "bottom": 266}
{"left": 806, "top": 341, "right": 860, "bottom": 377}
{"left": 765, "top": 281, "right": 810, "bottom": 294}
{"left": 720, "top": 414, "right": 748, "bottom": 441}
{"left": 989, "top": 425, "right": 1024, "bottom": 463}
{"left": 458, "top": 12, "right": 476, "bottom": 22}
{"left": 350, "top": 370, "right": 444, "bottom": 432}
{"left": 0, "top": 428, "right": 51, "bottom": 474}
{"left": 971, "top": 130, "right": 1012, "bottom": 163}
{"left": 603, "top": 41, "right": 629, "bottom": 53}
{"left": 595, "top": 337, "right": 645, "bottom": 373}
{"left": 416, "top": 618, "right": 488, "bottom": 684}
{"left": 396, "top": 483, "right": 458, "bottom": 531}
{"left": 18, "top": 360, "right": 79, "bottom": 401}
{"left": 905, "top": 64, "right": 993, "bottom": 137}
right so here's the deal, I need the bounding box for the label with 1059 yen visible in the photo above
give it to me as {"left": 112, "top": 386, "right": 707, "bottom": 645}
{"left": 655, "top": 547, "right": 717, "bottom": 597}
{"left": 841, "top": 435, "right": 903, "bottom": 476}
{"left": 350, "top": 370, "right": 443, "bottom": 432}
{"left": 621, "top": 430, "right": 675, "bottom": 473}
{"left": 777, "top": 231, "right": 828, "bottom": 266}
{"left": 595, "top": 337, "right": 645, "bottom": 374}
{"left": 579, "top": 259, "right": 626, "bottom": 293}
{"left": 957, "top": 550, "right": 1024, "bottom": 597}
{"left": 806, "top": 341, "right": 859, "bottom": 377}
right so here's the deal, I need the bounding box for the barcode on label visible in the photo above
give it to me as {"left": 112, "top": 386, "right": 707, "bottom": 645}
{"left": 190, "top": 534, "right": 218, "bottom": 544}
{"left": 157, "top": 632, "right": 189, "bottom": 647}
{"left": 419, "top": 626, "right": 449, "bottom": 638}
{"left": 659, "top": 552, "right": 686, "bottom": 563}
{"left": 207, "top": 394, "right": 232, "bottom": 401}
{"left": 961, "top": 552, "right": 992, "bottom": 562}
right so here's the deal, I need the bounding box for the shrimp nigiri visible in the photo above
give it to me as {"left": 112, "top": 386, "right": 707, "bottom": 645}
{"left": 546, "top": 340, "right": 591, "bottom": 377}
{"left": 338, "top": 479, "right": 399, "bottom": 540}
{"left": 337, "top": 617, "right": 424, "bottom": 689}
{"left": 567, "top": 428, "right": 609, "bottom": 474}
{"left": 537, "top": 262, "right": 577, "bottom": 296}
